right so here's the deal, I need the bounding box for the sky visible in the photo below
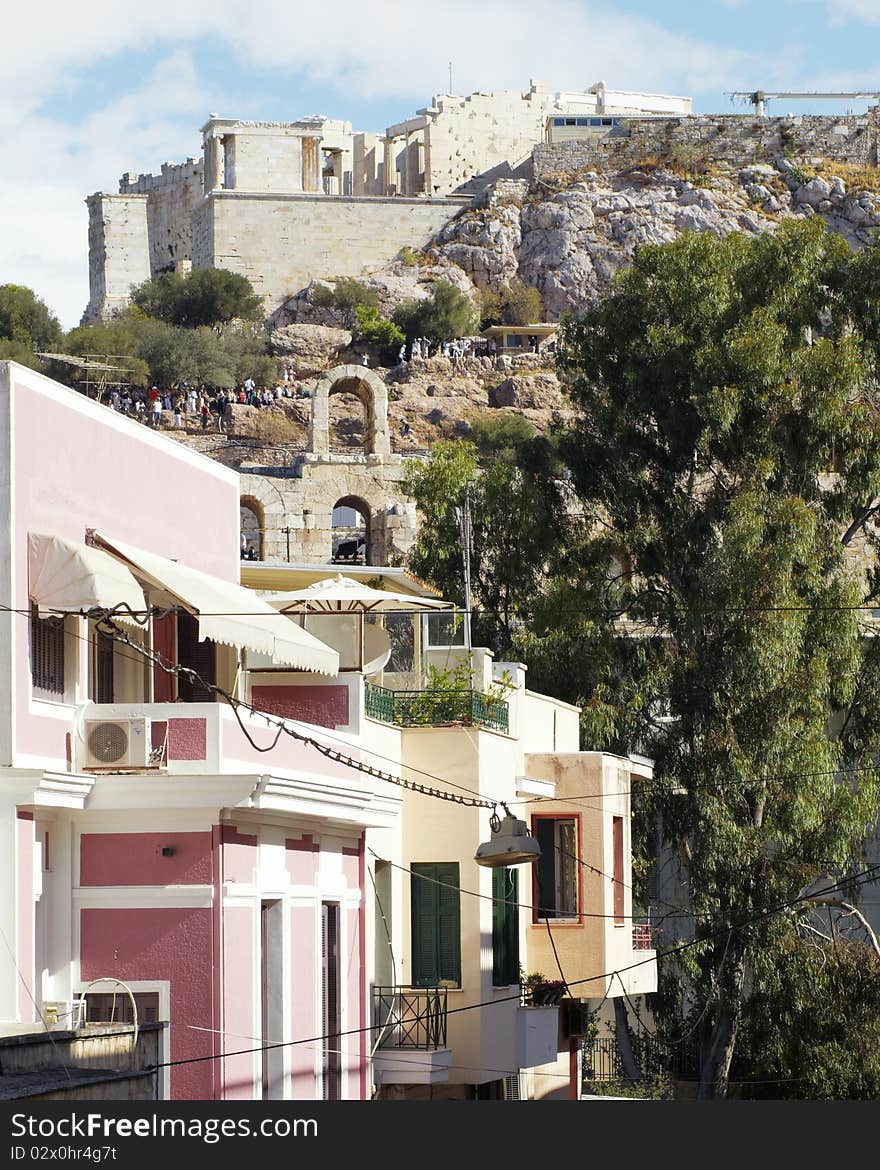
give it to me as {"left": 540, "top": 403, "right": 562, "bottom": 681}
{"left": 3, "top": 0, "right": 880, "bottom": 330}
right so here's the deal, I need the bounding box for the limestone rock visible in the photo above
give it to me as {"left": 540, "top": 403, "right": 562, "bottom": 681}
{"left": 270, "top": 324, "right": 353, "bottom": 374}
{"left": 489, "top": 374, "right": 565, "bottom": 410}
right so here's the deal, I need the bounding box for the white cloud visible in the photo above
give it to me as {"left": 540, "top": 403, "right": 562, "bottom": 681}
{"left": 2, "top": 0, "right": 772, "bottom": 329}
{"left": 827, "top": 0, "right": 880, "bottom": 24}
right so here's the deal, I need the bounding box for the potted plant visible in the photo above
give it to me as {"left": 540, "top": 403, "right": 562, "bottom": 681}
{"left": 522, "top": 971, "right": 567, "bottom": 1006}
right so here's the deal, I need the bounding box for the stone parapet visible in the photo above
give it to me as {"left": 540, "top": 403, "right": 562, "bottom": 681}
{"left": 534, "top": 113, "right": 880, "bottom": 180}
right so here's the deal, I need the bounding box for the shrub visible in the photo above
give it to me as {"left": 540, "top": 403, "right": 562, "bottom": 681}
{"left": 354, "top": 305, "right": 405, "bottom": 364}
{"left": 392, "top": 280, "right": 478, "bottom": 343}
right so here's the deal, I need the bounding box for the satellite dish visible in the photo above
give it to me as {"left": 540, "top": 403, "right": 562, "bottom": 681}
{"left": 362, "top": 624, "right": 392, "bottom": 676}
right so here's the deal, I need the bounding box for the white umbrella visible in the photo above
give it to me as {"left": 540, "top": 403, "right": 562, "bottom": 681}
{"left": 267, "top": 574, "right": 453, "bottom": 673}
{"left": 267, "top": 574, "right": 452, "bottom": 615}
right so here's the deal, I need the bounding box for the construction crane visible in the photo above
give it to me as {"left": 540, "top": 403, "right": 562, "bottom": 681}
{"left": 730, "top": 90, "right": 880, "bottom": 117}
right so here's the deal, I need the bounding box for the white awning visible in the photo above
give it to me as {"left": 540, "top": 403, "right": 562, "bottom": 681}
{"left": 93, "top": 533, "right": 339, "bottom": 675}
{"left": 28, "top": 533, "right": 147, "bottom": 625}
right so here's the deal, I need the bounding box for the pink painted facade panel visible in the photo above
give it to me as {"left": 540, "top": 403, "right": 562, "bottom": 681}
{"left": 80, "top": 907, "right": 215, "bottom": 1099}
{"left": 345, "top": 904, "right": 366, "bottom": 1100}
{"left": 252, "top": 684, "right": 349, "bottom": 728}
{"left": 285, "top": 835, "right": 319, "bottom": 885}
{"left": 290, "top": 905, "right": 317, "bottom": 1100}
{"left": 222, "top": 905, "right": 256, "bottom": 1100}
{"left": 79, "top": 832, "right": 213, "bottom": 887}
{"left": 341, "top": 845, "right": 360, "bottom": 889}
{"left": 167, "top": 718, "right": 208, "bottom": 761}
{"left": 17, "top": 813, "right": 35, "bottom": 1022}
{"left": 221, "top": 826, "right": 257, "bottom": 885}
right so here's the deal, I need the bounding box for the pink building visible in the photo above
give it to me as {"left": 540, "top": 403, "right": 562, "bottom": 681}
{"left": 0, "top": 361, "right": 401, "bottom": 1100}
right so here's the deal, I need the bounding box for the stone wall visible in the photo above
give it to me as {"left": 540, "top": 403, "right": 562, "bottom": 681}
{"left": 423, "top": 89, "right": 551, "bottom": 196}
{"left": 534, "top": 113, "right": 880, "bottom": 180}
{"left": 239, "top": 454, "right": 418, "bottom": 565}
{"left": 193, "top": 191, "right": 469, "bottom": 313}
{"left": 120, "top": 160, "right": 203, "bottom": 277}
{"left": 82, "top": 194, "right": 151, "bottom": 323}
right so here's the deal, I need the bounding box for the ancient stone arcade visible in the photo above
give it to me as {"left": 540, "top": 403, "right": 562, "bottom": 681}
{"left": 238, "top": 365, "right": 418, "bottom": 566}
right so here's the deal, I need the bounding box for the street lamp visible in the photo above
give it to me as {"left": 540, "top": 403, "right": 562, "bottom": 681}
{"left": 475, "top": 807, "right": 541, "bottom": 868}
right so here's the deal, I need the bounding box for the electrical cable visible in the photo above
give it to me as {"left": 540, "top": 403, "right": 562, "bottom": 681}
{"left": 141, "top": 863, "right": 880, "bottom": 1076}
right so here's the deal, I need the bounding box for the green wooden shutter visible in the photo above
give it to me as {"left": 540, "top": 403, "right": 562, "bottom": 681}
{"left": 411, "top": 863, "right": 460, "bottom": 987}
{"left": 492, "top": 867, "right": 519, "bottom": 987}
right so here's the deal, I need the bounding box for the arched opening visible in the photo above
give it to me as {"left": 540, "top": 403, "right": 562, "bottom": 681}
{"left": 329, "top": 379, "right": 369, "bottom": 453}
{"left": 240, "top": 497, "right": 264, "bottom": 561}
{"left": 331, "top": 496, "right": 370, "bottom": 566}
{"left": 309, "top": 366, "right": 390, "bottom": 458}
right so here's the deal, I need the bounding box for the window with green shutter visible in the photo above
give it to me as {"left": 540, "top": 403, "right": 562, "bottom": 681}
{"left": 411, "top": 863, "right": 461, "bottom": 987}
{"left": 492, "top": 867, "right": 519, "bottom": 987}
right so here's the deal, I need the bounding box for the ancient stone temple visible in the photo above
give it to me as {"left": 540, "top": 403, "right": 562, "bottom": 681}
{"left": 238, "top": 365, "right": 418, "bottom": 566}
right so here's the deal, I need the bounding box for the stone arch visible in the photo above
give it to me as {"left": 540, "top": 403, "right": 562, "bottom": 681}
{"left": 240, "top": 495, "right": 265, "bottom": 560}
{"left": 308, "top": 365, "right": 390, "bottom": 458}
{"left": 331, "top": 494, "right": 372, "bottom": 566}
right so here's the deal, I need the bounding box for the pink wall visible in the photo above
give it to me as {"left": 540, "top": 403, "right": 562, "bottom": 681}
{"left": 222, "top": 905, "right": 255, "bottom": 1100}
{"left": 252, "top": 685, "right": 349, "bottom": 728}
{"left": 285, "top": 834, "right": 319, "bottom": 885}
{"left": 17, "top": 812, "right": 35, "bottom": 1022}
{"left": 80, "top": 907, "right": 215, "bottom": 1099}
{"left": 345, "top": 840, "right": 366, "bottom": 1100}
{"left": 80, "top": 832, "right": 213, "bottom": 886}
{"left": 222, "top": 826, "right": 257, "bottom": 885}
{"left": 290, "top": 905, "right": 317, "bottom": 1099}
{"left": 9, "top": 369, "right": 240, "bottom": 764}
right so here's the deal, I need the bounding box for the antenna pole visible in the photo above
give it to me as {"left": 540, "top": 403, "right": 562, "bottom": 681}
{"left": 449, "top": 61, "right": 453, "bottom": 95}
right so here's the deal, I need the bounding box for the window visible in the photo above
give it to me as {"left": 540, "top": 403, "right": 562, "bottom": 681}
{"left": 322, "top": 902, "right": 341, "bottom": 1100}
{"left": 176, "top": 611, "right": 216, "bottom": 702}
{"left": 533, "top": 816, "right": 579, "bottom": 920}
{"left": 411, "top": 863, "right": 461, "bottom": 987}
{"left": 613, "top": 816, "right": 625, "bottom": 925}
{"left": 492, "top": 867, "right": 519, "bottom": 986}
{"left": 93, "top": 629, "right": 114, "bottom": 703}
{"left": 30, "top": 605, "right": 66, "bottom": 700}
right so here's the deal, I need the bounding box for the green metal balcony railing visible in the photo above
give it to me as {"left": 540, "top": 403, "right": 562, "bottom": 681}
{"left": 364, "top": 682, "right": 509, "bottom": 734}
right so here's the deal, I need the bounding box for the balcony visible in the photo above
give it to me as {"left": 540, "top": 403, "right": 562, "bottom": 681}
{"left": 371, "top": 987, "right": 453, "bottom": 1085}
{"left": 632, "top": 920, "right": 655, "bottom": 950}
{"left": 364, "top": 683, "right": 509, "bottom": 734}
{"left": 516, "top": 1005, "right": 560, "bottom": 1069}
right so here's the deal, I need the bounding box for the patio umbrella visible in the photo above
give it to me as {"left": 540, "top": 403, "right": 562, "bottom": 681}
{"left": 267, "top": 574, "right": 453, "bottom": 615}
{"left": 266, "top": 574, "right": 453, "bottom": 673}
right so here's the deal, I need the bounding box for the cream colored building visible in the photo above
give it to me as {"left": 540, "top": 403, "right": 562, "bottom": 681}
{"left": 84, "top": 80, "right": 691, "bottom": 322}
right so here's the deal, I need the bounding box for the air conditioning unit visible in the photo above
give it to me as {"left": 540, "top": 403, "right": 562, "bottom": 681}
{"left": 81, "top": 718, "right": 151, "bottom": 770}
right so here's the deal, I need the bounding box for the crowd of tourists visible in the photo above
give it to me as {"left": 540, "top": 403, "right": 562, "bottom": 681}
{"left": 398, "top": 335, "right": 496, "bottom": 364}
{"left": 103, "top": 377, "right": 311, "bottom": 433}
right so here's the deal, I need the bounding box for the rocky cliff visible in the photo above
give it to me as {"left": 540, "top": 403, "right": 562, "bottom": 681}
{"left": 180, "top": 152, "right": 880, "bottom": 462}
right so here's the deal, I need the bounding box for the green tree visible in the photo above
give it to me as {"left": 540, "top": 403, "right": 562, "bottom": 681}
{"left": 500, "top": 280, "right": 544, "bottom": 326}
{"left": 549, "top": 219, "right": 880, "bottom": 1097}
{"left": 130, "top": 267, "right": 262, "bottom": 328}
{"left": 393, "top": 280, "right": 478, "bottom": 344}
{"left": 467, "top": 413, "right": 536, "bottom": 463}
{"left": 312, "top": 278, "right": 379, "bottom": 316}
{"left": 354, "top": 305, "right": 405, "bottom": 365}
{"left": 0, "top": 284, "right": 62, "bottom": 354}
{"left": 404, "top": 433, "right": 568, "bottom": 655}
{"left": 733, "top": 927, "right": 880, "bottom": 1098}
{"left": 479, "top": 281, "right": 544, "bottom": 328}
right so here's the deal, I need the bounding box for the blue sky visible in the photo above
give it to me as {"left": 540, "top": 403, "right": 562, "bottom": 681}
{"left": 3, "top": 0, "right": 880, "bottom": 329}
